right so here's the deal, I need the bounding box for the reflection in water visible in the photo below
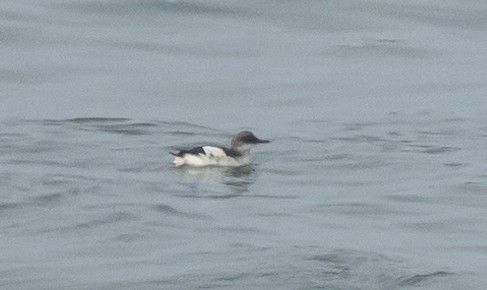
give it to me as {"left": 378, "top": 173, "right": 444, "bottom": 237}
{"left": 176, "top": 165, "right": 255, "bottom": 192}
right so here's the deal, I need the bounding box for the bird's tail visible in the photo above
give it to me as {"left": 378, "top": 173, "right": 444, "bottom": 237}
{"left": 172, "top": 156, "right": 185, "bottom": 167}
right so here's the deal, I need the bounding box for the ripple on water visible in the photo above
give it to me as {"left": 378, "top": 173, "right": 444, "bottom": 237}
{"left": 401, "top": 144, "right": 460, "bottom": 154}
{"left": 112, "top": 233, "right": 146, "bottom": 243}
{"left": 400, "top": 217, "right": 479, "bottom": 234}
{"left": 384, "top": 194, "right": 433, "bottom": 204}
{"left": 151, "top": 203, "right": 205, "bottom": 219}
{"left": 44, "top": 118, "right": 163, "bottom": 136}
{"left": 57, "top": 117, "right": 130, "bottom": 123}
{"left": 398, "top": 271, "right": 455, "bottom": 287}
{"left": 303, "top": 249, "right": 458, "bottom": 290}
{"left": 57, "top": 0, "right": 244, "bottom": 17}
{"left": 443, "top": 162, "right": 466, "bottom": 168}
{"left": 31, "top": 192, "right": 63, "bottom": 205}
{"left": 313, "top": 202, "right": 408, "bottom": 217}
{"left": 0, "top": 202, "right": 24, "bottom": 212}
{"left": 48, "top": 211, "right": 137, "bottom": 233}
{"left": 455, "top": 181, "right": 487, "bottom": 195}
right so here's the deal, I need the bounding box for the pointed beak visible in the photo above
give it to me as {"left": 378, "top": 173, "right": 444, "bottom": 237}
{"left": 256, "top": 138, "right": 270, "bottom": 144}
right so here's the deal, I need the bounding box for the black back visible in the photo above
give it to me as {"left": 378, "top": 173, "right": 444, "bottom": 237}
{"left": 170, "top": 146, "right": 205, "bottom": 157}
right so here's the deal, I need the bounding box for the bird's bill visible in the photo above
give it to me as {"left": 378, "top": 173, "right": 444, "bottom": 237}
{"left": 256, "top": 138, "right": 270, "bottom": 143}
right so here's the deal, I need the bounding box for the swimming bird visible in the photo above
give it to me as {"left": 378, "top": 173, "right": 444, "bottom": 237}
{"left": 170, "top": 131, "right": 269, "bottom": 167}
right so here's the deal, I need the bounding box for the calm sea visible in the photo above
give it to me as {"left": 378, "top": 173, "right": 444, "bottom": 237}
{"left": 1, "top": 1, "right": 487, "bottom": 289}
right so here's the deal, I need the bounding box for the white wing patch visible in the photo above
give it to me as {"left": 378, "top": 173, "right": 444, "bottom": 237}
{"left": 173, "top": 146, "right": 243, "bottom": 167}
{"left": 202, "top": 146, "right": 227, "bottom": 158}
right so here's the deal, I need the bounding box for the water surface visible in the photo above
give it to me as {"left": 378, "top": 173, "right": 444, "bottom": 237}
{"left": 1, "top": 1, "right": 487, "bottom": 289}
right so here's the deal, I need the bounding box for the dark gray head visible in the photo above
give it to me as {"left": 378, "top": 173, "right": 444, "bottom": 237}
{"left": 231, "top": 131, "right": 270, "bottom": 149}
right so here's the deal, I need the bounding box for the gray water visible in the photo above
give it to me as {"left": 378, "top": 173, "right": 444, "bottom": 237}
{"left": 2, "top": 1, "right": 487, "bottom": 289}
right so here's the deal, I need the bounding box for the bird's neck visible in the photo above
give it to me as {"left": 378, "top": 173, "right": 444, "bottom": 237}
{"left": 233, "top": 144, "right": 251, "bottom": 155}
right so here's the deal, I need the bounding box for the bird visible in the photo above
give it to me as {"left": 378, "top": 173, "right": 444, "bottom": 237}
{"left": 170, "top": 131, "right": 269, "bottom": 167}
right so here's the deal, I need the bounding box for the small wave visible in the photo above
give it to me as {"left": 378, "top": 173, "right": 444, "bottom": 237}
{"left": 328, "top": 41, "right": 435, "bottom": 59}
{"left": 400, "top": 218, "right": 474, "bottom": 233}
{"left": 54, "top": 118, "right": 162, "bottom": 135}
{"left": 417, "top": 129, "right": 462, "bottom": 137}
{"left": 216, "top": 273, "right": 251, "bottom": 282}
{"left": 384, "top": 194, "right": 432, "bottom": 204}
{"left": 112, "top": 233, "right": 145, "bottom": 243}
{"left": 334, "top": 135, "right": 387, "bottom": 143}
{"left": 162, "top": 121, "right": 226, "bottom": 134}
{"left": 217, "top": 226, "right": 262, "bottom": 234}
{"left": 455, "top": 181, "right": 487, "bottom": 195}
{"left": 57, "top": 0, "right": 244, "bottom": 17}
{"left": 49, "top": 211, "right": 137, "bottom": 232}
{"left": 402, "top": 144, "right": 460, "bottom": 154}
{"left": 95, "top": 124, "right": 154, "bottom": 136}
{"left": 422, "top": 146, "right": 459, "bottom": 154}
{"left": 0, "top": 201, "right": 24, "bottom": 212}
{"left": 46, "top": 117, "right": 130, "bottom": 124}
{"left": 315, "top": 202, "right": 404, "bottom": 216}
{"left": 398, "top": 271, "right": 454, "bottom": 286}
{"left": 178, "top": 193, "right": 241, "bottom": 200}
{"left": 443, "top": 162, "right": 466, "bottom": 168}
{"left": 151, "top": 203, "right": 203, "bottom": 219}
{"left": 32, "top": 192, "right": 63, "bottom": 205}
